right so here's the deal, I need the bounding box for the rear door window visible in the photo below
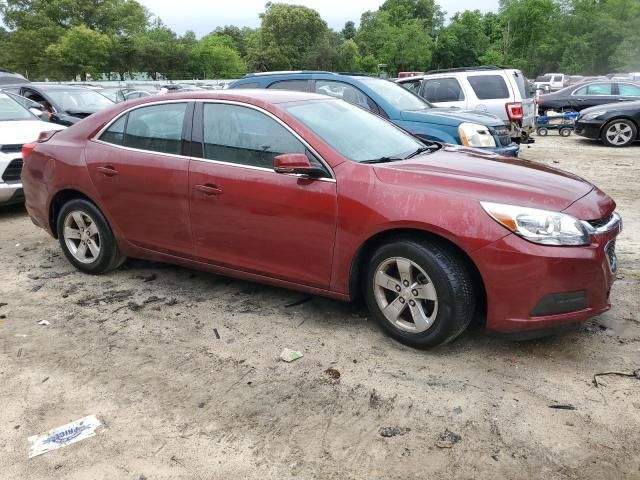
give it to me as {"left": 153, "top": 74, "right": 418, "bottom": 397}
{"left": 268, "top": 80, "right": 310, "bottom": 91}
{"left": 100, "top": 115, "right": 127, "bottom": 146}
{"left": 123, "top": 103, "right": 187, "bottom": 155}
{"left": 467, "top": 75, "right": 510, "bottom": 100}
{"left": 422, "top": 77, "right": 465, "bottom": 102}
{"left": 574, "top": 83, "right": 614, "bottom": 96}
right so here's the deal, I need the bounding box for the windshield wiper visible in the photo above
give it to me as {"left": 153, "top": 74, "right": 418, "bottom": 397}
{"left": 361, "top": 156, "right": 404, "bottom": 164}
{"left": 404, "top": 145, "right": 439, "bottom": 159}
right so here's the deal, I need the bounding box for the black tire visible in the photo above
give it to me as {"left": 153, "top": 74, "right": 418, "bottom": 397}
{"left": 56, "top": 198, "right": 125, "bottom": 274}
{"left": 364, "top": 238, "right": 476, "bottom": 349}
{"left": 559, "top": 127, "right": 572, "bottom": 137}
{"left": 601, "top": 119, "right": 637, "bottom": 148}
{"left": 537, "top": 127, "right": 548, "bottom": 136}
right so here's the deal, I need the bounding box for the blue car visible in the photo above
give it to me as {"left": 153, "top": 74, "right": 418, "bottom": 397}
{"left": 228, "top": 71, "right": 520, "bottom": 156}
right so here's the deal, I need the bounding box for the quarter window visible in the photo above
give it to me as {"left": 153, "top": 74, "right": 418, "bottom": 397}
{"left": 422, "top": 78, "right": 465, "bottom": 102}
{"left": 467, "top": 75, "right": 510, "bottom": 99}
{"left": 100, "top": 114, "right": 127, "bottom": 146}
{"left": 202, "top": 104, "right": 310, "bottom": 169}
{"left": 574, "top": 83, "right": 613, "bottom": 96}
{"left": 619, "top": 83, "right": 640, "bottom": 96}
{"left": 123, "top": 103, "right": 187, "bottom": 155}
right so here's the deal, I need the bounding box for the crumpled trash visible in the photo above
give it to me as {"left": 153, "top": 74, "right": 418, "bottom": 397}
{"left": 37, "top": 320, "right": 50, "bottom": 326}
{"left": 28, "top": 415, "right": 101, "bottom": 458}
{"left": 280, "top": 348, "right": 303, "bottom": 363}
{"left": 436, "top": 429, "right": 462, "bottom": 448}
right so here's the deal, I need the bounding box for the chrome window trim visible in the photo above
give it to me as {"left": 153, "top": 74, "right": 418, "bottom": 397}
{"left": 90, "top": 98, "right": 336, "bottom": 182}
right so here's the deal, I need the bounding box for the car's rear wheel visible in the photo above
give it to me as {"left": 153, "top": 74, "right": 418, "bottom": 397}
{"left": 602, "top": 119, "right": 637, "bottom": 147}
{"left": 364, "top": 238, "right": 476, "bottom": 349}
{"left": 57, "top": 199, "right": 125, "bottom": 274}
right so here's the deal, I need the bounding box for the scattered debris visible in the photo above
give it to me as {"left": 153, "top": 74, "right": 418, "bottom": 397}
{"left": 165, "top": 298, "right": 179, "bottom": 306}
{"left": 143, "top": 295, "right": 165, "bottom": 304}
{"left": 127, "top": 302, "right": 143, "bottom": 312}
{"left": 37, "top": 320, "right": 50, "bottom": 326}
{"left": 436, "top": 429, "right": 462, "bottom": 448}
{"left": 27, "top": 271, "right": 72, "bottom": 280}
{"left": 77, "top": 289, "right": 135, "bottom": 307}
{"left": 379, "top": 426, "right": 410, "bottom": 438}
{"left": 549, "top": 404, "right": 577, "bottom": 410}
{"left": 42, "top": 377, "right": 50, "bottom": 383}
{"left": 593, "top": 369, "right": 640, "bottom": 388}
{"left": 136, "top": 273, "right": 157, "bottom": 282}
{"left": 31, "top": 284, "right": 43, "bottom": 292}
{"left": 0, "top": 302, "right": 7, "bottom": 308}
{"left": 280, "top": 348, "right": 303, "bottom": 362}
{"left": 213, "top": 328, "right": 220, "bottom": 339}
{"left": 17, "top": 348, "right": 22, "bottom": 358}
{"left": 284, "top": 296, "right": 312, "bottom": 308}
{"left": 453, "top": 406, "right": 463, "bottom": 415}
{"left": 28, "top": 415, "right": 101, "bottom": 458}
{"left": 325, "top": 367, "right": 341, "bottom": 379}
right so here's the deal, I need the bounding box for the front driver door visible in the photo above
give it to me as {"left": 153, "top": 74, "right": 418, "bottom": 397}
{"left": 86, "top": 102, "right": 193, "bottom": 256}
{"left": 570, "top": 83, "right": 617, "bottom": 111}
{"left": 189, "top": 102, "right": 337, "bottom": 288}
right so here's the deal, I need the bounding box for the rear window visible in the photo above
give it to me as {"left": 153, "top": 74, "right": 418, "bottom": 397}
{"left": 467, "top": 75, "right": 510, "bottom": 100}
{"left": 535, "top": 75, "right": 551, "bottom": 82}
{"left": 511, "top": 71, "right": 532, "bottom": 99}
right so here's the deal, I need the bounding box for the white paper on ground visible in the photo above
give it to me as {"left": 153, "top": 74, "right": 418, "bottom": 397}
{"left": 28, "top": 415, "right": 101, "bottom": 458}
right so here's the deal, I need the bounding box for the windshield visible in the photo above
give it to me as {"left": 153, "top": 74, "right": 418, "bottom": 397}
{"left": 283, "top": 99, "right": 424, "bottom": 162}
{"left": 45, "top": 89, "right": 114, "bottom": 111}
{"left": 358, "top": 77, "right": 431, "bottom": 111}
{"left": 0, "top": 93, "right": 36, "bottom": 121}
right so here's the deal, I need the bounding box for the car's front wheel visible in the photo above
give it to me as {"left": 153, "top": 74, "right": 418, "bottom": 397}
{"left": 364, "top": 238, "right": 476, "bottom": 349}
{"left": 602, "top": 119, "right": 637, "bottom": 147}
{"left": 57, "top": 199, "right": 125, "bottom": 274}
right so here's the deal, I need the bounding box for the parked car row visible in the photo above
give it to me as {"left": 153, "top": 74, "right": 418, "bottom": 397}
{"left": 229, "top": 71, "right": 521, "bottom": 156}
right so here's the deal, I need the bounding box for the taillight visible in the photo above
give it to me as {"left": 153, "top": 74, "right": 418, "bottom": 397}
{"left": 22, "top": 143, "right": 37, "bottom": 161}
{"left": 37, "top": 130, "right": 59, "bottom": 143}
{"left": 506, "top": 102, "right": 523, "bottom": 121}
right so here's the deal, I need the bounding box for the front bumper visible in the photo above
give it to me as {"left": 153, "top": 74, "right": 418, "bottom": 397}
{"left": 491, "top": 144, "right": 520, "bottom": 157}
{"left": 575, "top": 120, "right": 604, "bottom": 139}
{"left": 0, "top": 182, "right": 24, "bottom": 205}
{"left": 472, "top": 213, "right": 621, "bottom": 335}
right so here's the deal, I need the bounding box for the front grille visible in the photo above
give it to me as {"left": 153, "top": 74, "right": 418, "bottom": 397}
{"left": 1, "top": 144, "right": 22, "bottom": 154}
{"left": 2, "top": 159, "right": 23, "bottom": 182}
{"left": 606, "top": 240, "right": 617, "bottom": 273}
{"left": 492, "top": 127, "right": 512, "bottom": 146}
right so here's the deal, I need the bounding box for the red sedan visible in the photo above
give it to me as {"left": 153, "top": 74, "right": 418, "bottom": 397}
{"left": 22, "top": 90, "right": 621, "bottom": 348}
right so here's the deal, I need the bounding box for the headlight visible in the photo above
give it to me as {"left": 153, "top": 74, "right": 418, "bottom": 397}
{"left": 458, "top": 123, "right": 497, "bottom": 148}
{"left": 580, "top": 111, "right": 606, "bottom": 121}
{"left": 480, "top": 202, "right": 591, "bottom": 246}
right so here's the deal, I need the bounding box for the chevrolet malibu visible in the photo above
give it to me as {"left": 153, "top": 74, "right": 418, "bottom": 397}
{"left": 21, "top": 90, "right": 622, "bottom": 348}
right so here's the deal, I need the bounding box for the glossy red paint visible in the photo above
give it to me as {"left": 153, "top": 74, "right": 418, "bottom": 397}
{"left": 22, "top": 90, "right": 620, "bottom": 334}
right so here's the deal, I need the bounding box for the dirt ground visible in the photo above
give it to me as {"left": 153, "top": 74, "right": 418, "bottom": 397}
{"left": 1, "top": 134, "right": 639, "bottom": 480}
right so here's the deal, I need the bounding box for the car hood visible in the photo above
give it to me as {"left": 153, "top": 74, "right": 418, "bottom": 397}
{"left": 580, "top": 100, "right": 640, "bottom": 114}
{"left": 372, "top": 145, "right": 595, "bottom": 214}
{"left": 0, "top": 120, "right": 66, "bottom": 146}
{"left": 400, "top": 108, "right": 505, "bottom": 128}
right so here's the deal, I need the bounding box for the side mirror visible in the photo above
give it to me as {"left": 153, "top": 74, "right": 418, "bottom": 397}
{"left": 273, "top": 153, "right": 325, "bottom": 178}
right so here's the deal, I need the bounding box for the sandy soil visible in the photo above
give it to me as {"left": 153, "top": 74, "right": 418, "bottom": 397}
{"left": 1, "top": 135, "right": 639, "bottom": 479}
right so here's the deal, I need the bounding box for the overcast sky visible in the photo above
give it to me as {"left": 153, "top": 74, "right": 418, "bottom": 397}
{"left": 139, "top": 0, "right": 500, "bottom": 37}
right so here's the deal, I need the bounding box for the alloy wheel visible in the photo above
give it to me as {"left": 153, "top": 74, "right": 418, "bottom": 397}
{"left": 372, "top": 256, "right": 438, "bottom": 333}
{"left": 605, "top": 122, "right": 634, "bottom": 146}
{"left": 63, "top": 210, "right": 101, "bottom": 264}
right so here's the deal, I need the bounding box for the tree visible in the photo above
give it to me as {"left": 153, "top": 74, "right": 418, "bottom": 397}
{"left": 432, "top": 10, "right": 490, "bottom": 69}
{"left": 248, "top": 3, "right": 332, "bottom": 70}
{"left": 336, "top": 39, "right": 361, "bottom": 72}
{"left": 190, "top": 34, "right": 246, "bottom": 79}
{"left": 341, "top": 21, "right": 356, "bottom": 40}
{"left": 46, "top": 25, "right": 112, "bottom": 80}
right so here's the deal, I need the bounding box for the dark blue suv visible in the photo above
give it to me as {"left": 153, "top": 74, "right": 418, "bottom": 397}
{"left": 228, "top": 72, "right": 519, "bottom": 156}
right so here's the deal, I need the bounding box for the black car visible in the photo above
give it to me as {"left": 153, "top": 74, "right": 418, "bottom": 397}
{"left": 0, "top": 84, "right": 114, "bottom": 126}
{"left": 575, "top": 100, "right": 640, "bottom": 147}
{"left": 537, "top": 81, "right": 640, "bottom": 115}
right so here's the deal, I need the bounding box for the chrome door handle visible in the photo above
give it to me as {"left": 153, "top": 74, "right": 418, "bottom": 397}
{"left": 195, "top": 184, "right": 223, "bottom": 196}
{"left": 96, "top": 166, "right": 119, "bottom": 176}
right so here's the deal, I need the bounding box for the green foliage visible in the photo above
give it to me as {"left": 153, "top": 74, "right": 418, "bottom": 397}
{"left": 46, "top": 25, "right": 112, "bottom": 80}
{"left": 190, "top": 34, "right": 246, "bottom": 78}
{"left": 1, "top": 0, "right": 639, "bottom": 81}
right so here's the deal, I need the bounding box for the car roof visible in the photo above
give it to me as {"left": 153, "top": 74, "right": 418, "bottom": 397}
{"left": 27, "top": 84, "right": 96, "bottom": 91}
{"left": 130, "top": 89, "right": 334, "bottom": 105}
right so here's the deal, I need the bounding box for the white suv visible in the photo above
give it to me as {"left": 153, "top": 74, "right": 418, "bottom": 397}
{"left": 397, "top": 67, "right": 536, "bottom": 143}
